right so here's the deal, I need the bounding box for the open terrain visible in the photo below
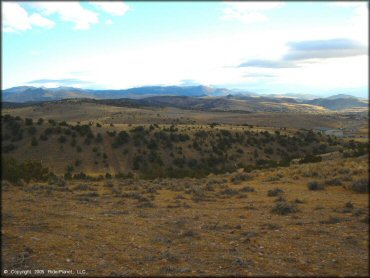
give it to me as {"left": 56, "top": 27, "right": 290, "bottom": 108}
{"left": 2, "top": 155, "right": 368, "bottom": 276}
{"left": 1, "top": 99, "right": 369, "bottom": 276}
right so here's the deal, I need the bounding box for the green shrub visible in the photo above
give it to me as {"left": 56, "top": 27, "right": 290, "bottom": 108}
{"left": 58, "top": 135, "right": 67, "bottom": 144}
{"left": 31, "top": 137, "right": 38, "bottom": 146}
{"left": 95, "top": 133, "right": 103, "bottom": 143}
{"left": 25, "top": 118, "right": 33, "bottom": 125}
{"left": 307, "top": 181, "right": 325, "bottom": 191}
{"left": 299, "top": 154, "right": 322, "bottom": 164}
{"left": 28, "top": 126, "right": 37, "bottom": 135}
{"left": 2, "top": 144, "right": 16, "bottom": 153}
{"left": 39, "top": 134, "right": 48, "bottom": 141}
{"left": 37, "top": 118, "right": 44, "bottom": 125}
{"left": 73, "top": 172, "right": 88, "bottom": 180}
{"left": 2, "top": 156, "right": 50, "bottom": 183}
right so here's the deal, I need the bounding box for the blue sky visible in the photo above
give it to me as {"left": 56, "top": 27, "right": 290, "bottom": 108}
{"left": 2, "top": 1, "right": 368, "bottom": 97}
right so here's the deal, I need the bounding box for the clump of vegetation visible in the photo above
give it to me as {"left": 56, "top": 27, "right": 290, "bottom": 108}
{"left": 307, "top": 181, "right": 325, "bottom": 191}
{"left": 73, "top": 184, "right": 91, "bottom": 191}
{"left": 325, "top": 178, "right": 342, "bottom": 186}
{"left": 31, "top": 137, "right": 38, "bottom": 146}
{"left": 294, "top": 198, "right": 305, "bottom": 204}
{"left": 2, "top": 156, "right": 50, "bottom": 183}
{"left": 319, "top": 216, "right": 343, "bottom": 224}
{"left": 271, "top": 201, "right": 298, "bottom": 215}
{"left": 219, "top": 188, "right": 239, "bottom": 196}
{"left": 180, "top": 229, "right": 199, "bottom": 238}
{"left": 25, "top": 118, "right": 33, "bottom": 126}
{"left": 275, "top": 195, "right": 286, "bottom": 202}
{"left": 48, "top": 175, "right": 66, "bottom": 187}
{"left": 349, "top": 179, "right": 368, "bottom": 193}
{"left": 267, "top": 188, "right": 284, "bottom": 197}
{"left": 232, "top": 173, "right": 252, "bottom": 184}
{"left": 3, "top": 143, "right": 16, "bottom": 153}
{"left": 299, "top": 154, "right": 322, "bottom": 164}
{"left": 239, "top": 185, "right": 255, "bottom": 192}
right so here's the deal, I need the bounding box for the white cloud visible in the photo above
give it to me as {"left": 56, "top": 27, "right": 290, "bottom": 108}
{"left": 3, "top": 2, "right": 31, "bottom": 32}
{"left": 91, "top": 2, "right": 130, "bottom": 16}
{"left": 29, "top": 13, "right": 55, "bottom": 29}
{"left": 272, "top": 56, "right": 368, "bottom": 89}
{"left": 221, "top": 2, "right": 284, "bottom": 24}
{"left": 2, "top": 2, "right": 54, "bottom": 32}
{"left": 30, "top": 2, "right": 99, "bottom": 30}
{"left": 330, "top": 2, "right": 366, "bottom": 8}
{"left": 105, "top": 19, "right": 113, "bottom": 25}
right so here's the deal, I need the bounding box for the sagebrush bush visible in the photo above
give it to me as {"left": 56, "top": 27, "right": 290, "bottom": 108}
{"left": 271, "top": 201, "right": 298, "bottom": 215}
{"left": 307, "top": 181, "right": 325, "bottom": 191}
{"left": 350, "top": 179, "right": 368, "bottom": 193}
{"left": 325, "top": 178, "right": 342, "bottom": 186}
{"left": 240, "top": 185, "right": 255, "bottom": 192}
{"left": 267, "top": 188, "right": 284, "bottom": 197}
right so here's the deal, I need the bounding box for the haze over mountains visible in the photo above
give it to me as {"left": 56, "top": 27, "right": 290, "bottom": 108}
{"left": 2, "top": 85, "right": 368, "bottom": 111}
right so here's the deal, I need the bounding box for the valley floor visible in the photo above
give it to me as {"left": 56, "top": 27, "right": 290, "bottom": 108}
{"left": 2, "top": 156, "right": 369, "bottom": 276}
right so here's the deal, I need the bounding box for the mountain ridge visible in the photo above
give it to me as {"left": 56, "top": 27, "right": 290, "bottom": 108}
{"left": 2, "top": 85, "right": 368, "bottom": 111}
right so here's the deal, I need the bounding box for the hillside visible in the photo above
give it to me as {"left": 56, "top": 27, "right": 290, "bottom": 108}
{"left": 2, "top": 114, "right": 367, "bottom": 179}
{"left": 306, "top": 98, "right": 368, "bottom": 110}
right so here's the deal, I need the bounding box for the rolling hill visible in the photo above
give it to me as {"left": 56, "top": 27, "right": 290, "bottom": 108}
{"left": 2, "top": 85, "right": 368, "bottom": 111}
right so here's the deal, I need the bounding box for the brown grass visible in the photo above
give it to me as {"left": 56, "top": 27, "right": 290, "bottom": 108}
{"left": 2, "top": 155, "right": 368, "bottom": 276}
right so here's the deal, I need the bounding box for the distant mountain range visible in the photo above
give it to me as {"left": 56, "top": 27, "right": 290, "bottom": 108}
{"left": 2, "top": 85, "right": 368, "bottom": 111}
{"left": 2, "top": 85, "right": 228, "bottom": 102}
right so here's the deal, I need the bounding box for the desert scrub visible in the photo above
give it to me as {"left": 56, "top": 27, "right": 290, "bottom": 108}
{"left": 231, "top": 173, "right": 252, "bottom": 184}
{"left": 73, "top": 184, "right": 94, "bottom": 191}
{"left": 265, "top": 175, "right": 281, "bottom": 182}
{"left": 274, "top": 195, "right": 286, "bottom": 202}
{"left": 136, "top": 201, "right": 155, "bottom": 208}
{"left": 349, "top": 178, "right": 368, "bottom": 193}
{"left": 307, "top": 181, "right": 325, "bottom": 191}
{"left": 319, "top": 216, "right": 343, "bottom": 224}
{"left": 219, "top": 188, "right": 239, "bottom": 196}
{"left": 271, "top": 201, "right": 299, "bottom": 215}
{"left": 267, "top": 188, "right": 284, "bottom": 197}
{"left": 180, "top": 229, "right": 199, "bottom": 238}
{"left": 104, "top": 180, "right": 114, "bottom": 188}
{"left": 325, "top": 178, "right": 342, "bottom": 186}
{"left": 239, "top": 185, "right": 255, "bottom": 192}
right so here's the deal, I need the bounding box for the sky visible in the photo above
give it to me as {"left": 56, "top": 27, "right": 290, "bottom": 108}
{"left": 2, "top": 1, "right": 369, "bottom": 98}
